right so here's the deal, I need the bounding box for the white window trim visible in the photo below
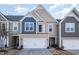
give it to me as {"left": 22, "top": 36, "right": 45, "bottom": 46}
{"left": 24, "top": 22, "right": 34, "bottom": 32}
{"left": 65, "top": 23, "right": 75, "bottom": 32}
{"left": 48, "top": 24, "right": 53, "bottom": 32}
{"left": 37, "top": 23, "right": 45, "bottom": 33}
{"left": 38, "top": 24, "right": 42, "bottom": 32}
{"left": 13, "top": 22, "right": 18, "bottom": 32}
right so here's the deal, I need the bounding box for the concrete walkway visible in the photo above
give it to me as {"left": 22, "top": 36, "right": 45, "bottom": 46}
{"left": 67, "top": 50, "right": 79, "bottom": 55}
{"left": 15, "top": 49, "right": 52, "bottom": 55}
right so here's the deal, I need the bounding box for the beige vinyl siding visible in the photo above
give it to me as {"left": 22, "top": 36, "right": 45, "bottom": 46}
{"left": 9, "top": 22, "right": 13, "bottom": 33}
{"left": 9, "top": 22, "right": 20, "bottom": 34}
{"left": 35, "top": 9, "right": 56, "bottom": 22}
{"left": 31, "top": 11, "right": 42, "bottom": 21}
{"left": 36, "top": 21, "right": 57, "bottom": 37}
{"left": 45, "top": 22, "right": 57, "bottom": 37}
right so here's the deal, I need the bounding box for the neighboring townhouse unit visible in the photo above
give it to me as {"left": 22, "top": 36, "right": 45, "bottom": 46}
{"left": 0, "top": 12, "right": 8, "bottom": 48}
{"left": 0, "top": 5, "right": 58, "bottom": 49}
{"left": 5, "top": 15, "right": 23, "bottom": 48}
{"left": 59, "top": 8, "right": 79, "bottom": 50}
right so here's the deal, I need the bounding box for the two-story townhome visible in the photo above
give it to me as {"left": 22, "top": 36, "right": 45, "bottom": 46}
{"left": 18, "top": 5, "right": 58, "bottom": 49}
{"left": 0, "top": 5, "right": 57, "bottom": 49}
{"left": 5, "top": 15, "right": 23, "bottom": 48}
{"left": 59, "top": 8, "right": 79, "bottom": 50}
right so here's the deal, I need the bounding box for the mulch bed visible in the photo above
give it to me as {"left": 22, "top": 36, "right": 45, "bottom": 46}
{"left": 50, "top": 49, "right": 75, "bottom": 55}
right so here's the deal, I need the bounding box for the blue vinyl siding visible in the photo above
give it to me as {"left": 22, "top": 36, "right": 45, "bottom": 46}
{"left": 22, "top": 17, "right": 36, "bottom": 34}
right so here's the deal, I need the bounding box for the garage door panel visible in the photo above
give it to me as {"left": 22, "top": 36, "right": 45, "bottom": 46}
{"left": 63, "top": 38, "right": 79, "bottom": 50}
{"left": 23, "top": 38, "right": 48, "bottom": 48}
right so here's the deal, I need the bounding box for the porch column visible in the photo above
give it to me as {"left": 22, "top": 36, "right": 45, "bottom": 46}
{"left": 19, "top": 35, "right": 23, "bottom": 48}
{"left": 59, "top": 23, "right": 62, "bottom": 48}
{"left": 7, "top": 36, "right": 9, "bottom": 47}
{"left": 47, "top": 35, "right": 49, "bottom": 48}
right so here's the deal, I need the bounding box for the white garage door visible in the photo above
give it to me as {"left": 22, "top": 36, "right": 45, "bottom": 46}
{"left": 63, "top": 40, "right": 79, "bottom": 50}
{"left": 23, "top": 38, "right": 48, "bottom": 48}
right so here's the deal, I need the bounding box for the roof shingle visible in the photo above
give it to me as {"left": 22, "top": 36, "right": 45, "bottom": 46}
{"left": 5, "top": 15, "right": 24, "bottom": 21}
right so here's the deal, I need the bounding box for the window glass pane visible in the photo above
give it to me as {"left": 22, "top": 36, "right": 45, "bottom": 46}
{"left": 14, "top": 27, "right": 17, "bottom": 30}
{"left": 49, "top": 25, "right": 52, "bottom": 32}
{"left": 49, "top": 25, "right": 52, "bottom": 28}
{"left": 39, "top": 25, "right": 42, "bottom": 32}
{"left": 66, "top": 28, "right": 70, "bottom": 31}
{"left": 30, "top": 27, "right": 33, "bottom": 30}
{"left": 26, "top": 27, "right": 29, "bottom": 31}
{"left": 26, "top": 23, "right": 29, "bottom": 27}
{"left": 30, "top": 23, "right": 34, "bottom": 28}
{"left": 65, "top": 23, "right": 75, "bottom": 32}
{"left": 24, "top": 22, "right": 34, "bottom": 31}
{"left": 49, "top": 28, "right": 52, "bottom": 32}
{"left": 71, "top": 28, "right": 74, "bottom": 32}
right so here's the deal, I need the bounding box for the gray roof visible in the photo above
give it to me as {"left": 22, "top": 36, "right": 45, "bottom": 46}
{"left": 5, "top": 15, "right": 24, "bottom": 21}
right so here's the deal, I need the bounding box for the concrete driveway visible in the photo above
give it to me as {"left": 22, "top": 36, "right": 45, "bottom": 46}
{"left": 15, "top": 49, "right": 52, "bottom": 55}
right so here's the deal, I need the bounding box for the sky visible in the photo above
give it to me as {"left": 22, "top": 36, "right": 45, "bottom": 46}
{"left": 0, "top": 4, "right": 79, "bottom": 19}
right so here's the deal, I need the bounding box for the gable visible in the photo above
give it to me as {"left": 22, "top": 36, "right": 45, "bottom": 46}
{"left": 0, "top": 14, "right": 7, "bottom": 21}
{"left": 32, "top": 5, "right": 57, "bottom": 22}
{"left": 72, "top": 10, "right": 79, "bottom": 18}
{"left": 0, "top": 12, "right": 8, "bottom": 21}
{"left": 20, "top": 5, "right": 57, "bottom": 23}
{"left": 60, "top": 8, "right": 79, "bottom": 23}
{"left": 22, "top": 17, "right": 36, "bottom": 34}
{"left": 61, "top": 16, "right": 79, "bottom": 37}
{"left": 22, "top": 17, "right": 36, "bottom": 22}
{"left": 20, "top": 12, "right": 38, "bottom": 22}
{"left": 62, "top": 16, "right": 78, "bottom": 23}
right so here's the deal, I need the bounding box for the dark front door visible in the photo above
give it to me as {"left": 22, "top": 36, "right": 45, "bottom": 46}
{"left": 12, "top": 36, "right": 19, "bottom": 49}
{"left": 49, "top": 37, "right": 55, "bottom": 47}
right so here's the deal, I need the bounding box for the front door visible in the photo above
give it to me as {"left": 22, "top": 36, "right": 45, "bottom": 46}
{"left": 49, "top": 37, "right": 55, "bottom": 47}
{"left": 12, "top": 36, "right": 19, "bottom": 48}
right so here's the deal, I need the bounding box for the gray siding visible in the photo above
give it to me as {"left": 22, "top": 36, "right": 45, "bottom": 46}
{"left": 22, "top": 17, "right": 36, "bottom": 34}
{"left": 61, "top": 17, "right": 79, "bottom": 37}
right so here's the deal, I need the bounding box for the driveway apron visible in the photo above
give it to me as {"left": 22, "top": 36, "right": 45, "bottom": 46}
{"left": 16, "top": 49, "right": 52, "bottom": 55}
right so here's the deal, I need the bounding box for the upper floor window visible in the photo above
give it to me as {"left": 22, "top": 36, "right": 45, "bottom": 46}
{"left": 48, "top": 24, "right": 53, "bottom": 32}
{"left": 14, "top": 27, "right": 17, "bottom": 31}
{"left": 13, "top": 22, "right": 18, "bottom": 32}
{"left": 24, "top": 22, "right": 34, "bottom": 32}
{"left": 38, "top": 25, "right": 42, "bottom": 32}
{"left": 65, "top": 23, "right": 75, "bottom": 32}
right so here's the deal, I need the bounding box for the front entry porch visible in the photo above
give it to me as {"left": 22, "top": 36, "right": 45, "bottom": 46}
{"left": 49, "top": 37, "right": 57, "bottom": 48}
{"left": 11, "top": 36, "right": 19, "bottom": 49}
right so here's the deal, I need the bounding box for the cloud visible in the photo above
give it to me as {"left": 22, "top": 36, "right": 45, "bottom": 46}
{"left": 55, "top": 8, "right": 71, "bottom": 19}
{"left": 14, "top": 6, "right": 29, "bottom": 14}
{"left": 49, "top": 4, "right": 64, "bottom": 11}
{"left": 70, "top": 4, "right": 77, "bottom": 8}
{"left": 49, "top": 4, "right": 78, "bottom": 19}
{"left": 56, "top": 4, "right": 77, "bottom": 18}
{"left": 8, "top": 4, "right": 29, "bottom": 14}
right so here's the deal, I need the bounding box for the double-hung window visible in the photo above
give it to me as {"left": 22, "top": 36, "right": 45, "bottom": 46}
{"left": 13, "top": 22, "right": 18, "bottom": 32}
{"left": 65, "top": 23, "right": 75, "bottom": 32}
{"left": 38, "top": 25, "right": 42, "bottom": 32}
{"left": 48, "top": 24, "right": 53, "bottom": 32}
{"left": 24, "top": 22, "right": 34, "bottom": 32}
